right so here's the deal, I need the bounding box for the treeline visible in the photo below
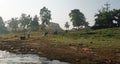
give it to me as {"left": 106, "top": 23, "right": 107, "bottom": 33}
{"left": 0, "top": 6, "right": 53, "bottom": 35}
{"left": 0, "top": 14, "right": 40, "bottom": 34}
{"left": 92, "top": 8, "right": 120, "bottom": 29}
{"left": 0, "top": 3, "right": 120, "bottom": 34}
{"left": 91, "top": 3, "right": 120, "bottom": 29}
{"left": 7, "top": 14, "right": 39, "bottom": 32}
{"left": 65, "top": 3, "right": 120, "bottom": 30}
{"left": 0, "top": 7, "right": 51, "bottom": 34}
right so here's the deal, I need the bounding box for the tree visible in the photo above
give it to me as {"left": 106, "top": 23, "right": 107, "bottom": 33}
{"left": 94, "top": 3, "right": 116, "bottom": 28}
{"left": 69, "top": 9, "right": 86, "bottom": 30}
{"left": 19, "top": 13, "right": 32, "bottom": 31}
{"left": 84, "top": 21, "right": 89, "bottom": 28}
{"left": 64, "top": 21, "right": 70, "bottom": 30}
{"left": 94, "top": 9, "right": 114, "bottom": 28}
{"left": 112, "top": 9, "right": 120, "bottom": 27}
{"left": 0, "top": 16, "right": 8, "bottom": 34}
{"left": 40, "top": 7, "right": 51, "bottom": 30}
{"left": 8, "top": 18, "right": 19, "bottom": 32}
{"left": 30, "top": 15, "right": 39, "bottom": 31}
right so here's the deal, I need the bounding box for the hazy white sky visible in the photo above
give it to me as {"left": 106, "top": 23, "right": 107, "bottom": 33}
{"left": 0, "top": 0, "right": 120, "bottom": 29}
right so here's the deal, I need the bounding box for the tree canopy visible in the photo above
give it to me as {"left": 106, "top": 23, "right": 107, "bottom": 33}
{"left": 19, "top": 14, "right": 32, "bottom": 31}
{"left": 30, "top": 15, "right": 39, "bottom": 31}
{"left": 93, "top": 3, "right": 120, "bottom": 29}
{"left": 8, "top": 18, "right": 19, "bottom": 32}
{"left": 94, "top": 8, "right": 114, "bottom": 28}
{"left": 69, "top": 9, "right": 86, "bottom": 29}
{"left": 40, "top": 7, "right": 51, "bottom": 25}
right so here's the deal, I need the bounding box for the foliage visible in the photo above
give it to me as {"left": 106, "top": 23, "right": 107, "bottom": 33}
{"left": 69, "top": 9, "right": 86, "bottom": 29}
{"left": 40, "top": 7, "right": 51, "bottom": 30}
{"left": 19, "top": 13, "right": 32, "bottom": 31}
{"left": 95, "top": 8, "right": 114, "bottom": 28}
{"left": 30, "top": 15, "right": 39, "bottom": 31}
{"left": 8, "top": 18, "right": 19, "bottom": 32}
{"left": 64, "top": 21, "right": 70, "bottom": 30}
{"left": 0, "top": 16, "right": 8, "bottom": 34}
{"left": 94, "top": 4, "right": 120, "bottom": 29}
{"left": 112, "top": 9, "right": 120, "bottom": 26}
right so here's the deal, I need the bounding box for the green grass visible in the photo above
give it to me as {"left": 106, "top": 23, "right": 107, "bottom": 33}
{"left": 43, "top": 28, "right": 120, "bottom": 48}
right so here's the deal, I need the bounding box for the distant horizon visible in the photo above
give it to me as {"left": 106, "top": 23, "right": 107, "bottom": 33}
{"left": 0, "top": 0, "right": 120, "bottom": 29}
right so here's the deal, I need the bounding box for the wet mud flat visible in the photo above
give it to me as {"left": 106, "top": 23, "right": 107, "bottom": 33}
{"left": 0, "top": 37, "right": 120, "bottom": 64}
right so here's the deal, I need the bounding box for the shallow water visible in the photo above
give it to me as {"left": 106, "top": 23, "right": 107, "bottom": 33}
{"left": 0, "top": 51, "right": 69, "bottom": 64}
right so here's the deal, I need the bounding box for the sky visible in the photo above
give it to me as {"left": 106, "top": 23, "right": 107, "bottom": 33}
{"left": 0, "top": 0, "right": 120, "bottom": 29}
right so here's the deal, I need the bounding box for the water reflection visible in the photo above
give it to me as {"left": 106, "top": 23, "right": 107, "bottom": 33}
{"left": 0, "top": 51, "right": 69, "bottom": 64}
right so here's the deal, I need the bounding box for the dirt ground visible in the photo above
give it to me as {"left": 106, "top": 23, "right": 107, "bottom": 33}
{"left": 0, "top": 36, "right": 120, "bottom": 64}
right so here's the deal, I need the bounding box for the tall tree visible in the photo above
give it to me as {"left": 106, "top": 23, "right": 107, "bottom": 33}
{"left": 8, "top": 18, "right": 19, "bottom": 32}
{"left": 69, "top": 9, "right": 86, "bottom": 30}
{"left": 40, "top": 7, "right": 51, "bottom": 30}
{"left": 93, "top": 3, "right": 120, "bottom": 28}
{"left": 94, "top": 10, "right": 114, "bottom": 28}
{"left": 64, "top": 21, "right": 70, "bottom": 30}
{"left": 30, "top": 15, "right": 39, "bottom": 31}
{"left": 19, "top": 14, "right": 32, "bottom": 31}
{"left": 0, "top": 16, "right": 8, "bottom": 34}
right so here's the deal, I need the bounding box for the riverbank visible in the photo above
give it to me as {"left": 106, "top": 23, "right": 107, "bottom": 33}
{"left": 0, "top": 28, "right": 120, "bottom": 64}
{"left": 0, "top": 36, "right": 119, "bottom": 64}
